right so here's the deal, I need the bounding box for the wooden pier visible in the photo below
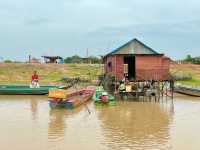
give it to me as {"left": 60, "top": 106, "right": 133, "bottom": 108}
{"left": 103, "top": 79, "right": 175, "bottom": 102}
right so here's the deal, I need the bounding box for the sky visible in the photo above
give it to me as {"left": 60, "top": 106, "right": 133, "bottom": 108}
{"left": 0, "top": 0, "right": 200, "bottom": 61}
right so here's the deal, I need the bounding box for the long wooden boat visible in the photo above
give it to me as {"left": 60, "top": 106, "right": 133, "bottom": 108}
{"left": 49, "top": 87, "right": 95, "bottom": 109}
{"left": 0, "top": 85, "right": 64, "bottom": 95}
{"left": 174, "top": 85, "right": 200, "bottom": 97}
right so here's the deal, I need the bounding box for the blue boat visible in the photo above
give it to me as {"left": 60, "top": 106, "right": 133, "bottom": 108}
{"left": 49, "top": 87, "right": 95, "bottom": 109}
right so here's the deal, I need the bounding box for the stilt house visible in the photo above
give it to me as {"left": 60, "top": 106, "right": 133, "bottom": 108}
{"left": 103, "top": 38, "right": 170, "bottom": 81}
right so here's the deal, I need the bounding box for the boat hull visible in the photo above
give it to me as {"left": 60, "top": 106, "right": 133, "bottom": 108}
{"left": 174, "top": 86, "right": 200, "bottom": 97}
{"left": 49, "top": 87, "right": 95, "bottom": 109}
{"left": 49, "top": 95, "right": 92, "bottom": 109}
{"left": 92, "top": 86, "right": 116, "bottom": 105}
{"left": 0, "top": 85, "right": 61, "bottom": 95}
{"left": 94, "top": 100, "right": 117, "bottom": 106}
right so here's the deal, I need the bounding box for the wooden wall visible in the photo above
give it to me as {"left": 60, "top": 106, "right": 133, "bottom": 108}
{"left": 104, "top": 55, "right": 170, "bottom": 81}
{"left": 136, "top": 55, "right": 170, "bottom": 81}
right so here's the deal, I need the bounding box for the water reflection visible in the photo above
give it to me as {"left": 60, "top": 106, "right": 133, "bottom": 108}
{"left": 0, "top": 95, "right": 42, "bottom": 122}
{"left": 47, "top": 106, "right": 87, "bottom": 150}
{"left": 2, "top": 94, "right": 200, "bottom": 150}
{"left": 48, "top": 109, "right": 66, "bottom": 140}
{"left": 97, "top": 101, "right": 174, "bottom": 149}
{"left": 30, "top": 97, "right": 38, "bottom": 121}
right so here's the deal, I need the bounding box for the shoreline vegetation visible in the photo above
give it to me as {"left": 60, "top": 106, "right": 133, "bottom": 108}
{"left": 0, "top": 63, "right": 102, "bottom": 85}
{"left": 171, "top": 63, "right": 200, "bottom": 87}
{"left": 0, "top": 62, "right": 199, "bottom": 87}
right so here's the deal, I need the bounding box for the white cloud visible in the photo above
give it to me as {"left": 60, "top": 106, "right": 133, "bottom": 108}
{"left": 0, "top": 0, "right": 199, "bottom": 60}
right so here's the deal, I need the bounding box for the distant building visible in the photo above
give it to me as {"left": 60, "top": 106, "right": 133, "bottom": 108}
{"left": 27, "top": 55, "right": 41, "bottom": 63}
{"left": 0, "top": 57, "right": 3, "bottom": 62}
{"left": 42, "top": 56, "right": 64, "bottom": 64}
{"left": 30, "top": 57, "right": 41, "bottom": 63}
{"left": 193, "top": 56, "right": 200, "bottom": 62}
{"left": 103, "top": 38, "right": 170, "bottom": 81}
{"left": 173, "top": 60, "right": 191, "bottom": 65}
{"left": 82, "top": 57, "right": 91, "bottom": 64}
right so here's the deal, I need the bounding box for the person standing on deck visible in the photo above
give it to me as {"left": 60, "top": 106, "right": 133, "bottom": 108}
{"left": 30, "top": 71, "right": 40, "bottom": 88}
{"left": 119, "top": 81, "right": 126, "bottom": 99}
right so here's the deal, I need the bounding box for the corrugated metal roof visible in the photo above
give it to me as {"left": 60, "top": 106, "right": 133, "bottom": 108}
{"left": 105, "top": 38, "right": 160, "bottom": 56}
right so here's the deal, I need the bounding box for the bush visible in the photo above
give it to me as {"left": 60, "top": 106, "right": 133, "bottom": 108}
{"left": 4, "top": 60, "right": 12, "bottom": 63}
{"left": 64, "top": 55, "right": 102, "bottom": 64}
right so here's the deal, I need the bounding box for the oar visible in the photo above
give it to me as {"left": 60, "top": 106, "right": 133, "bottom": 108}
{"left": 84, "top": 103, "right": 91, "bottom": 114}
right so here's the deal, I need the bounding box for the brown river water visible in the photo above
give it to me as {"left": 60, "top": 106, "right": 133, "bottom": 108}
{"left": 0, "top": 94, "right": 200, "bottom": 150}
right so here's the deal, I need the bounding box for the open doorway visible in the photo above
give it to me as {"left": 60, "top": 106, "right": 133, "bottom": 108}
{"left": 124, "top": 56, "right": 136, "bottom": 80}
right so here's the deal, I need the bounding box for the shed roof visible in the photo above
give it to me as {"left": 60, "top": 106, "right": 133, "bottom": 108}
{"left": 105, "top": 38, "right": 160, "bottom": 56}
{"left": 42, "top": 56, "right": 63, "bottom": 59}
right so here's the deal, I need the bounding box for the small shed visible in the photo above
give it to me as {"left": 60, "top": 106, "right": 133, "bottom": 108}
{"left": 42, "top": 56, "right": 64, "bottom": 64}
{"left": 103, "top": 38, "right": 170, "bottom": 81}
{"left": 30, "top": 57, "right": 41, "bottom": 63}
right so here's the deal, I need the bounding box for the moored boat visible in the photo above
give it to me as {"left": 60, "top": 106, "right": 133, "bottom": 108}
{"left": 92, "top": 86, "right": 116, "bottom": 105}
{"left": 0, "top": 85, "right": 64, "bottom": 95}
{"left": 48, "top": 86, "right": 95, "bottom": 109}
{"left": 174, "top": 85, "right": 200, "bottom": 97}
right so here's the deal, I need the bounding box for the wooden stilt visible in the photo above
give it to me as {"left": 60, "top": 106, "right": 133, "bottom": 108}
{"left": 157, "top": 81, "right": 160, "bottom": 102}
{"left": 165, "top": 81, "right": 168, "bottom": 97}
{"left": 171, "top": 80, "right": 174, "bottom": 100}
{"left": 161, "top": 82, "right": 164, "bottom": 97}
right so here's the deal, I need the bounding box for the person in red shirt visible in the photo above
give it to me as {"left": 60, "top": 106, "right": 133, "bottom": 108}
{"left": 32, "top": 71, "right": 39, "bottom": 82}
{"left": 31, "top": 71, "right": 39, "bottom": 88}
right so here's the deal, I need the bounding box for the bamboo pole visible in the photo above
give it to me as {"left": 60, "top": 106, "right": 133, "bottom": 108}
{"left": 114, "top": 55, "right": 117, "bottom": 93}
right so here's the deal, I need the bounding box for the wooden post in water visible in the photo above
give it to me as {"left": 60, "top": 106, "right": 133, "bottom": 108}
{"left": 157, "top": 81, "right": 160, "bottom": 102}
{"left": 171, "top": 80, "right": 174, "bottom": 100}
{"left": 161, "top": 82, "right": 164, "bottom": 98}
{"left": 164, "top": 81, "right": 168, "bottom": 101}
{"left": 136, "top": 81, "right": 139, "bottom": 100}
{"left": 114, "top": 55, "right": 117, "bottom": 94}
{"left": 165, "top": 81, "right": 167, "bottom": 97}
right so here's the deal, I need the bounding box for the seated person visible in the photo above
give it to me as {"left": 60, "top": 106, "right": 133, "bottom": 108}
{"left": 119, "top": 81, "right": 127, "bottom": 99}
{"left": 100, "top": 92, "right": 109, "bottom": 102}
{"left": 30, "top": 71, "right": 40, "bottom": 88}
{"left": 119, "top": 81, "right": 126, "bottom": 93}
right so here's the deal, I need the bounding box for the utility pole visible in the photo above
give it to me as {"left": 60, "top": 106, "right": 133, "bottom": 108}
{"left": 86, "top": 48, "right": 89, "bottom": 64}
{"left": 29, "top": 55, "right": 31, "bottom": 63}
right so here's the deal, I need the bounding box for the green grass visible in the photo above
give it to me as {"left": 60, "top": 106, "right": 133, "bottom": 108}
{"left": 0, "top": 63, "right": 102, "bottom": 85}
{"left": 0, "top": 70, "right": 5, "bottom": 75}
{"left": 2, "top": 63, "right": 199, "bottom": 87}
{"left": 171, "top": 64, "right": 200, "bottom": 87}
{"left": 178, "top": 79, "right": 200, "bottom": 87}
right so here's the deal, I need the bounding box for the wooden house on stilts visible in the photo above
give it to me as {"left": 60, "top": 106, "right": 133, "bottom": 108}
{"left": 103, "top": 38, "right": 174, "bottom": 101}
{"left": 103, "top": 38, "right": 170, "bottom": 81}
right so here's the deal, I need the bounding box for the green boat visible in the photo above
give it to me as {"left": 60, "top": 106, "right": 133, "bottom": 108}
{"left": 92, "top": 86, "right": 116, "bottom": 105}
{"left": 0, "top": 85, "right": 64, "bottom": 95}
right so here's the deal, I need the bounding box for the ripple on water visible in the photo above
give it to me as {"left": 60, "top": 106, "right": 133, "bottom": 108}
{"left": 1, "top": 95, "right": 200, "bottom": 150}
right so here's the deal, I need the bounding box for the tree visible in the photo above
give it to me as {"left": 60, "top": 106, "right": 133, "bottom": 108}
{"left": 4, "top": 60, "right": 12, "bottom": 63}
{"left": 64, "top": 55, "right": 82, "bottom": 63}
{"left": 88, "top": 55, "right": 102, "bottom": 64}
{"left": 185, "top": 54, "right": 193, "bottom": 62}
{"left": 64, "top": 55, "right": 102, "bottom": 64}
